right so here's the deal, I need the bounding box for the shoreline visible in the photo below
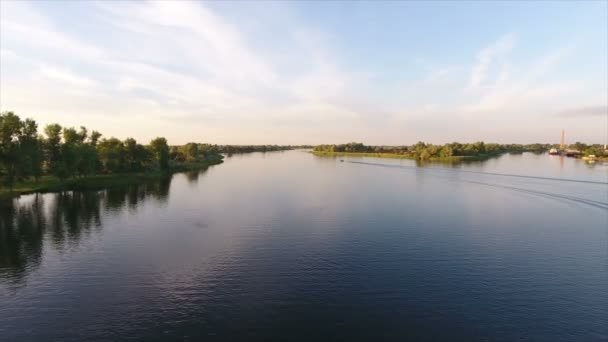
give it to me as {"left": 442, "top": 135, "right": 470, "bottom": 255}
{"left": 310, "top": 151, "right": 503, "bottom": 161}
{"left": 0, "top": 157, "right": 223, "bottom": 200}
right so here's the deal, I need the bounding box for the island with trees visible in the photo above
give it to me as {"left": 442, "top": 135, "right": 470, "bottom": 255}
{"left": 313, "top": 142, "right": 552, "bottom": 161}
{"left": 0, "top": 112, "right": 224, "bottom": 198}
{"left": 313, "top": 142, "right": 607, "bottom": 161}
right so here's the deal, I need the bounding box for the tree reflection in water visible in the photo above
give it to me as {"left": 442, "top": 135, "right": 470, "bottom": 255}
{"left": 0, "top": 176, "right": 172, "bottom": 285}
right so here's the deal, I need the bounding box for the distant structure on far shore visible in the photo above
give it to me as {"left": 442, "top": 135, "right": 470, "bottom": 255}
{"left": 549, "top": 129, "right": 583, "bottom": 157}
{"left": 550, "top": 129, "right": 566, "bottom": 155}
{"left": 549, "top": 128, "right": 583, "bottom": 156}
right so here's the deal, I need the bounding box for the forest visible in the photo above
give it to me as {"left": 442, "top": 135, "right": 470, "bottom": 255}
{"left": 0, "top": 112, "right": 223, "bottom": 193}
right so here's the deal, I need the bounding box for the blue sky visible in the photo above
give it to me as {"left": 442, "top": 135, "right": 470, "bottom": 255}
{"left": 1, "top": 1, "right": 606, "bottom": 144}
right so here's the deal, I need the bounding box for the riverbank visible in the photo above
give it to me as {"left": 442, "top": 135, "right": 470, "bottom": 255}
{"left": 310, "top": 151, "right": 501, "bottom": 161}
{"left": 312, "top": 151, "right": 415, "bottom": 159}
{"left": 0, "top": 157, "right": 223, "bottom": 200}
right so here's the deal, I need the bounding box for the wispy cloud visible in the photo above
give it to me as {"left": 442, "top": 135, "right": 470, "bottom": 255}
{"left": 39, "top": 65, "right": 97, "bottom": 87}
{"left": 464, "top": 41, "right": 577, "bottom": 114}
{"left": 1, "top": 2, "right": 102, "bottom": 60}
{"left": 1, "top": 2, "right": 606, "bottom": 144}
{"left": 469, "top": 33, "right": 517, "bottom": 89}
{"left": 1, "top": 1, "right": 364, "bottom": 124}
{"left": 97, "top": 1, "right": 278, "bottom": 86}
{"left": 556, "top": 105, "right": 608, "bottom": 117}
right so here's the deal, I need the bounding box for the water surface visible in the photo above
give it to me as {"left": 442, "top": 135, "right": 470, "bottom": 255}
{"left": 1, "top": 151, "right": 607, "bottom": 341}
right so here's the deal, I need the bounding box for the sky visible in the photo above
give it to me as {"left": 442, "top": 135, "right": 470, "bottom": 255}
{"left": 1, "top": 1, "right": 607, "bottom": 145}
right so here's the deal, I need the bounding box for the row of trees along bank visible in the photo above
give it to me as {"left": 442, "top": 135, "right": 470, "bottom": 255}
{"left": 0, "top": 112, "right": 222, "bottom": 192}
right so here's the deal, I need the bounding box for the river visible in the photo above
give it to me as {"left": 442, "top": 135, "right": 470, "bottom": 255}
{"left": 1, "top": 150, "right": 607, "bottom": 341}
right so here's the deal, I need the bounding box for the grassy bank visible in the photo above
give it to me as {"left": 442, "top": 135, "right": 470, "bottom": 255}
{"left": 310, "top": 151, "right": 501, "bottom": 161}
{"left": 0, "top": 157, "right": 223, "bottom": 200}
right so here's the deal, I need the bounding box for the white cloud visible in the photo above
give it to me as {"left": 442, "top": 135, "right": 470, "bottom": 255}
{"left": 39, "top": 65, "right": 97, "bottom": 87}
{"left": 469, "top": 33, "right": 517, "bottom": 89}
{"left": 1, "top": 2, "right": 102, "bottom": 60}
{"left": 1, "top": 2, "right": 605, "bottom": 144}
{"left": 464, "top": 41, "right": 578, "bottom": 114}
{"left": 97, "top": 1, "right": 365, "bottom": 120}
{"left": 96, "top": 1, "right": 278, "bottom": 87}
{"left": 1, "top": 0, "right": 367, "bottom": 129}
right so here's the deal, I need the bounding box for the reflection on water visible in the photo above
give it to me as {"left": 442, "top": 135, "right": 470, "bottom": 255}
{"left": 0, "top": 177, "right": 172, "bottom": 284}
{"left": 0, "top": 195, "right": 47, "bottom": 282}
{"left": 0, "top": 152, "right": 606, "bottom": 341}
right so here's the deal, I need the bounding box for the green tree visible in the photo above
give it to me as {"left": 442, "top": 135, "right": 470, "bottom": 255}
{"left": 439, "top": 145, "right": 453, "bottom": 158}
{"left": 583, "top": 147, "right": 600, "bottom": 156}
{"left": 183, "top": 143, "right": 199, "bottom": 162}
{"left": 571, "top": 142, "right": 588, "bottom": 152}
{"left": 71, "top": 126, "right": 99, "bottom": 177}
{"left": 77, "top": 126, "right": 88, "bottom": 143}
{"left": 124, "top": 138, "right": 139, "bottom": 172}
{"left": 44, "top": 124, "right": 63, "bottom": 177}
{"left": 97, "top": 138, "right": 125, "bottom": 173}
{"left": 149, "top": 137, "right": 169, "bottom": 171}
{"left": 123, "top": 138, "right": 150, "bottom": 172}
{"left": 414, "top": 141, "right": 427, "bottom": 154}
{"left": 90, "top": 130, "right": 102, "bottom": 147}
{"left": 18, "top": 119, "right": 43, "bottom": 181}
{"left": 0, "top": 112, "right": 23, "bottom": 190}
{"left": 78, "top": 144, "right": 99, "bottom": 176}
{"left": 61, "top": 127, "right": 81, "bottom": 178}
{"left": 0, "top": 113, "right": 46, "bottom": 189}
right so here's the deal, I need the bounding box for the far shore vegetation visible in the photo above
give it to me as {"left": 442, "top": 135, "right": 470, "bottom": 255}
{"left": 0, "top": 112, "right": 224, "bottom": 198}
{"left": 218, "top": 145, "right": 310, "bottom": 154}
{"left": 3, "top": 110, "right": 606, "bottom": 198}
{"left": 312, "top": 142, "right": 608, "bottom": 161}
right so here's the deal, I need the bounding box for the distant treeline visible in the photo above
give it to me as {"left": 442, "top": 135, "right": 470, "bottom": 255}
{"left": 0, "top": 112, "right": 222, "bottom": 191}
{"left": 313, "top": 142, "right": 551, "bottom": 160}
{"left": 217, "top": 145, "right": 312, "bottom": 154}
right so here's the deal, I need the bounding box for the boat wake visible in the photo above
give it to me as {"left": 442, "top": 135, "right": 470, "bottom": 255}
{"left": 348, "top": 161, "right": 608, "bottom": 185}
{"left": 347, "top": 161, "right": 608, "bottom": 211}
{"left": 462, "top": 179, "right": 608, "bottom": 210}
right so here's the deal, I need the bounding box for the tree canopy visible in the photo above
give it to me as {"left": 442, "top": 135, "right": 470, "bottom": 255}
{"left": 0, "top": 112, "right": 222, "bottom": 191}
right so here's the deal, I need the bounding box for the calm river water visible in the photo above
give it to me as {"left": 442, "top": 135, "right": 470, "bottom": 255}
{"left": 1, "top": 151, "right": 607, "bottom": 341}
